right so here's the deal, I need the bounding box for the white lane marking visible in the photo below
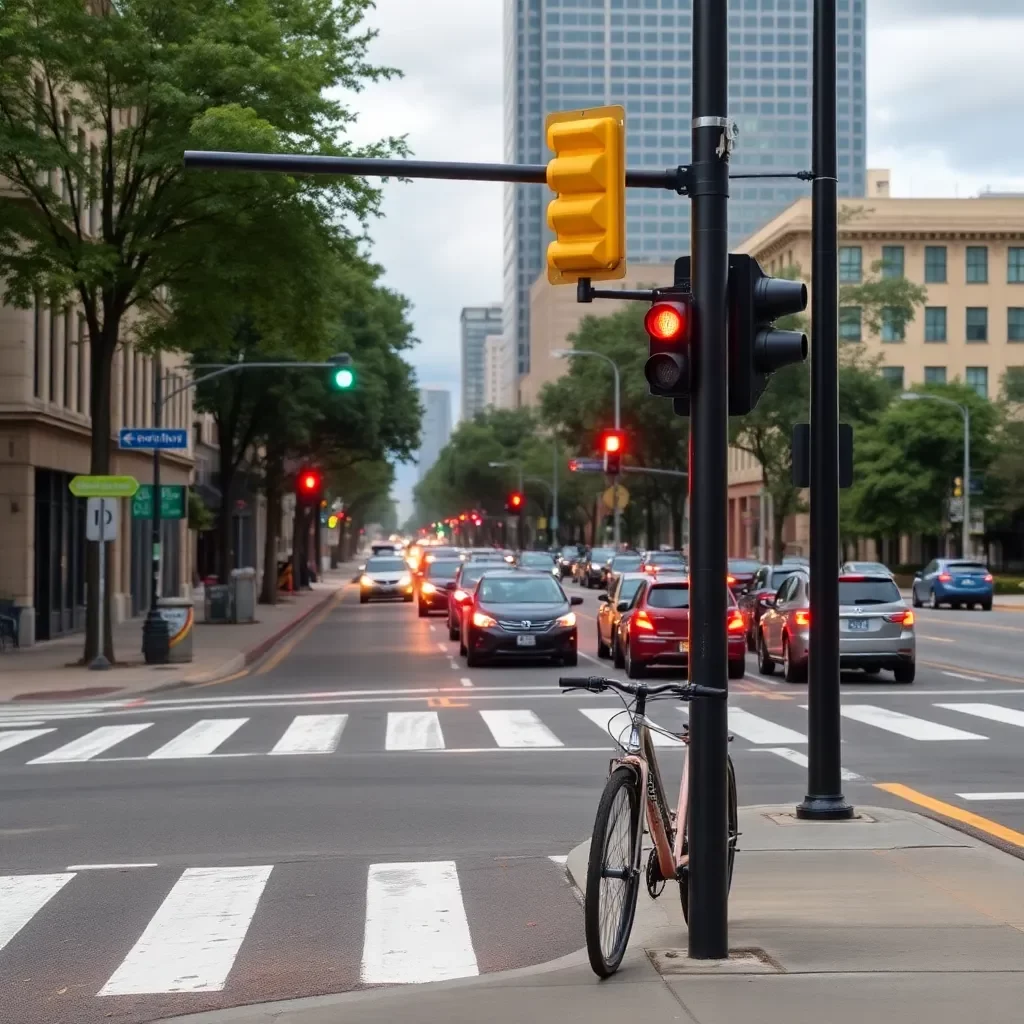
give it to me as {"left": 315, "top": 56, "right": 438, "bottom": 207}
{"left": 147, "top": 719, "right": 247, "bottom": 759}
{"left": 580, "top": 707, "right": 680, "bottom": 746}
{"left": 754, "top": 747, "right": 862, "bottom": 781}
{"left": 479, "top": 710, "right": 563, "bottom": 748}
{"left": 935, "top": 702, "right": 1024, "bottom": 730}
{"left": 0, "top": 728, "right": 55, "bottom": 753}
{"left": 549, "top": 855, "right": 568, "bottom": 865}
{"left": 429, "top": 625, "right": 436, "bottom": 633}
{"left": 460, "top": 677, "right": 474, "bottom": 688}
{"left": 0, "top": 873, "right": 75, "bottom": 953}
{"left": 66, "top": 863, "right": 157, "bottom": 870}
{"left": 449, "top": 659, "right": 459, "bottom": 670}
{"left": 361, "top": 861, "right": 478, "bottom": 984}
{"left": 746, "top": 672, "right": 781, "bottom": 686}
{"left": 88, "top": 746, "right": 614, "bottom": 761}
{"left": 830, "top": 704, "right": 986, "bottom": 741}
{"left": 918, "top": 634, "right": 955, "bottom": 643}
{"left": 942, "top": 671, "right": 986, "bottom": 682}
{"left": 270, "top": 714, "right": 347, "bottom": 755}
{"left": 956, "top": 792, "right": 1024, "bottom": 802}
{"left": 386, "top": 711, "right": 445, "bottom": 750}
{"left": 29, "top": 723, "right": 152, "bottom": 763}
{"left": 437, "top": 643, "right": 448, "bottom": 654}
{"left": 99, "top": 865, "right": 272, "bottom": 995}
{"left": 726, "top": 707, "right": 806, "bottom": 745}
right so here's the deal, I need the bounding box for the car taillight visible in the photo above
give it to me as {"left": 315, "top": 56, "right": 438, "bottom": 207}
{"left": 453, "top": 589, "right": 468, "bottom": 603}
{"left": 634, "top": 610, "right": 655, "bottom": 631}
{"left": 758, "top": 590, "right": 774, "bottom": 604}
{"left": 886, "top": 610, "right": 915, "bottom": 627}
{"left": 644, "top": 564, "right": 657, "bottom": 573}
{"left": 984, "top": 574, "right": 993, "bottom": 582}
{"left": 726, "top": 575, "right": 736, "bottom": 585}
{"left": 421, "top": 581, "right": 437, "bottom": 595}
{"left": 727, "top": 610, "right": 744, "bottom": 633}
{"left": 793, "top": 609, "right": 811, "bottom": 628}
{"left": 938, "top": 573, "right": 951, "bottom": 582}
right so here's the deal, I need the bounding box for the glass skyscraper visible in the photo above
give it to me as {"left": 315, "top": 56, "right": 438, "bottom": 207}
{"left": 502, "top": 0, "right": 865, "bottom": 398}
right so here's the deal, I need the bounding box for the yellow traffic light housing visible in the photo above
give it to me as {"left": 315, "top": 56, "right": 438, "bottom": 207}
{"left": 545, "top": 105, "right": 626, "bottom": 285}
{"left": 953, "top": 477, "right": 963, "bottom": 497}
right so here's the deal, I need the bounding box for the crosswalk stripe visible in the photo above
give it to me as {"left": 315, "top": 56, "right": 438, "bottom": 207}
{"left": 0, "top": 728, "right": 55, "bottom": 754}
{"left": 148, "top": 719, "right": 248, "bottom": 759}
{"left": 833, "top": 705, "right": 986, "bottom": 741}
{"left": 385, "top": 711, "right": 445, "bottom": 750}
{"left": 479, "top": 710, "right": 562, "bottom": 748}
{"left": 361, "top": 861, "right": 478, "bottom": 984}
{"left": 270, "top": 714, "right": 348, "bottom": 755}
{"left": 98, "top": 865, "right": 273, "bottom": 995}
{"left": 755, "top": 747, "right": 862, "bottom": 780}
{"left": 935, "top": 703, "right": 1024, "bottom": 729}
{"left": 580, "top": 707, "right": 680, "bottom": 746}
{"left": 956, "top": 792, "right": 1024, "bottom": 801}
{"left": 726, "top": 707, "right": 806, "bottom": 745}
{"left": 28, "top": 724, "right": 152, "bottom": 763}
{"left": 0, "top": 873, "right": 75, "bottom": 953}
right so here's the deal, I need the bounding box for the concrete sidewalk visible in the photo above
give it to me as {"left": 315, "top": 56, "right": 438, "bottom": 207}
{"left": 0, "top": 564, "right": 357, "bottom": 702}
{"left": 155, "top": 804, "right": 1024, "bottom": 1024}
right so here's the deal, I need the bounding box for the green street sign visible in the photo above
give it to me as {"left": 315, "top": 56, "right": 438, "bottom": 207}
{"left": 69, "top": 475, "right": 140, "bottom": 498}
{"left": 131, "top": 485, "right": 187, "bottom": 519}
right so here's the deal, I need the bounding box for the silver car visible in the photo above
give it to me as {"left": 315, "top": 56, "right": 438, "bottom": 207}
{"left": 755, "top": 570, "right": 915, "bottom": 683}
{"left": 358, "top": 555, "right": 414, "bottom": 604}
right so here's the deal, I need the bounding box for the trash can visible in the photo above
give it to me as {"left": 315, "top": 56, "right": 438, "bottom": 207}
{"left": 205, "top": 583, "right": 231, "bottom": 623}
{"left": 230, "top": 567, "right": 257, "bottom": 623}
{"left": 157, "top": 597, "right": 195, "bottom": 663}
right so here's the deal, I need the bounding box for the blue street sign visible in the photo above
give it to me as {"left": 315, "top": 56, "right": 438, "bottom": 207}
{"left": 118, "top": 428, "right": 189, "bottom": 450}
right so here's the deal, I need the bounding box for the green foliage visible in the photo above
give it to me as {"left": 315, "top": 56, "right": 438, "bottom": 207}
{"left": 187, "top": 490, "right": 215, "bottom": 532}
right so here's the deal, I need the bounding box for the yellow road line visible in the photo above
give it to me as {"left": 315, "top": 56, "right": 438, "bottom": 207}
{"left": 876, "top": 782, "right": 1024, "bottom": 849}
{"left": 918, "top": 659, "right": 1024, "bottom": 685}
{"left": 255, "top": 586, "right": 349, "bottom": 676}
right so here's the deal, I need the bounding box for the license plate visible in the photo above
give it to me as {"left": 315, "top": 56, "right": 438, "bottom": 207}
{"left": 961, "top": 579, "right": 975, "bottom": 586}
{"left": 516, "top": 634, "right": 537, "bottom": 647}
{"left": 847, "top": 618, "right": 869, "bottom": 631}
{"left": 678, "top": 641, "right": 689, "bottom": 653}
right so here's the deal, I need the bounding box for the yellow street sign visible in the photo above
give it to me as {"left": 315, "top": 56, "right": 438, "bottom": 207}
{"left": 69, "top": 475, "right": 140, "bottom": 498}
{"left": 602, "top": 484, "right": 629, "bottom": 512}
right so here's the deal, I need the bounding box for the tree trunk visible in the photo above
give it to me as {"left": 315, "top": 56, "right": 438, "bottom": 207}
{"left": 772, "top": 511, "right": 786, "bottom": 564}
{"left": 291, "top": 504, "right": 306, "bottom": 589}
{"left": 260, "top": 465, "right": 282, "bottom": 605}
{"left": 216, "top": 442, "right": 236, "bottom": 582}
{"left": 82, "top": 333, "right": 116, "bottom": 664}
{"left": 645, "top": 495, "right": 655, "bottom": 551}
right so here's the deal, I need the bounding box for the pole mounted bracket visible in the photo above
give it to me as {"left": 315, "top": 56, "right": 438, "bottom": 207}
{"left": 576, "top": 279, "right": 689, "bottom": 305}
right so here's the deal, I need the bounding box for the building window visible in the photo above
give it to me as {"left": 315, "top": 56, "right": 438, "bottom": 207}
{"left": 966, "top": 307, "right": 988, "bottom": 342}
{"left": 838, "top": 306, "right": 861, "bottom": 341}
{"left": 924, "top": 246, "right": 947, "bottom": 284}
{"left": 924, "top": 366, "right": 946, "bottom": 386}
{"left": 1004, "top": 366, "right": 1024, "bottom": 402}
{"left": 838, "top": 245, "right": 861, "bottom": 282}
{"left": 924, "top": 306, "right": 946, "bottom": 342}
{"left": 1009, "top": 247, "right": 1024, "bottom": 284}
{"left": 966, "top": 245, "right": 988, "bottom": 284}
{"left": 881, "top": 245, "right": 904, "bottom": 279}
{"left": 880, "top": 366, "right": 904, "bottom": 389}
{"left": 1009, "top": 307, "right": 1024, "bottom": 342}
{"left": 966, "top": 366, "right": 988, "bottom": 399}
{"left": 880, "top": 307, "right": 904, "bottom": 342}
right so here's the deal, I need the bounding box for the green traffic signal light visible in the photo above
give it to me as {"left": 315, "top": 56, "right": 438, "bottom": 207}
{"left": 333, "top": 367, "right": 355, "bottom": 389}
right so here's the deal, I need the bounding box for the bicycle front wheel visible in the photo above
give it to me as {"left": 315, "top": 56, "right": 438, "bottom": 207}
{"left": 584, "top": 766, "right": 642, "bottom": 978}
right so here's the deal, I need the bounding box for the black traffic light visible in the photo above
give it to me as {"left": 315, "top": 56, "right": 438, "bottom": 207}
{"left": 728, "top": 253, "right": 808, "bottom": 415}
{"left": 600, "top": 429, "right": 625, "bottom": 474}
{"left": 296, "top": 468, "right": 323, "bottom": 506}
{"left": 644, "top": 296, "right": 692, "bottom": 399}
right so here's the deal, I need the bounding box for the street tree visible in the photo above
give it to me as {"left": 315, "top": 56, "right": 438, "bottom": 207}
{"left": 0, "top": 0, "right": 403, "bottom": 662}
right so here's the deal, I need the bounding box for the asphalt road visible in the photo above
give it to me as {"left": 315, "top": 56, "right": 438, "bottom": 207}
{"left": 2, "top": 575, "right": 1024, "bottom": 1023}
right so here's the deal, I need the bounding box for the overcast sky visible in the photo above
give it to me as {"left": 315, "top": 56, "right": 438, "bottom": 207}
{"left": 339, "top": 1, "right": 1024, "bottom": 520}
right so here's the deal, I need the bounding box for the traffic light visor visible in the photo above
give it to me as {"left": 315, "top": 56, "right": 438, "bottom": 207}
{"left": 645, "top": 302, "right": 688, "bottom": 342}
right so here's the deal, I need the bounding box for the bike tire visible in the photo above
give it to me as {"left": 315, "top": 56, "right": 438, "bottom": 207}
{"left": 584, "top": 766, "right": 642, "bottom": 978}
{"left": 678, "top": 754, "right": 739, "bottom": 924}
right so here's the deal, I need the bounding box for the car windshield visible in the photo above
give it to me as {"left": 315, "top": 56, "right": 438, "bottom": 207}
{"left": 425, "top": 560, "right": 461, "bottom": 579}
{"left": 618, "top": 579, "right": 645, "bottom": 604}
{"left": 847, "top": 562, "right": 888, "bottom": 574}
{"left": 838, "top": 578, "right": 901, "bottom": 605}
{"left": 611, "top": 556, "right": 642, "bottom": 571}
{"left": 520, "top": 552, "right": 556, "bottom": 566}
{"left": 461, "top": 565, "right": 498, "bottom": 585}
{"left": 946, "top": 562, "right": 989, "bottom": 575}
{"left": 366, "top": 558, "right": 406, "bottom": 572}
{"left": 479, "top": 576, "right": 564, "bottom": 604}
{"left": 728, "top": 560, "right": 761, "bottom": 573}
{"left": 560, "top": 546, "right": 579, "bottom": 557}
{"left": 647, "top": 584, "right": 734, "bottom": 609}
{"left": 769, "top": 569, "right": 798, "bottom": 589}
{"left": 649, "top": 552, "right": 685, "bottom": 565}
{"left": 590, "top": 549, "right": 615, "bottom": 562}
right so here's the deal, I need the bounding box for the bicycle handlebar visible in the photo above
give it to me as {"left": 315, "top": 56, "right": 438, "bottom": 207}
{"left": 558, "top": 676, "right": 727, "bottom": 699}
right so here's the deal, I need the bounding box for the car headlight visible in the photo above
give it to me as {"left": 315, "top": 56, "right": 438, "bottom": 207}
{"left": 504, "top": 554, "right": 515, "bottom": 563}
{"left": 421, "top": 581, "right": 437, "bottom": 595}
{"left": 399, "top": 573, "right": 412, "bottom": 587}
{"left": 555, "top": 612, "right": 577, "bottom": 627}
{"left": 360, "top": 574, "right": 372, "bottom": 587}
{"left": 552, "top": 567, "right": 560, "bottom": 576}
{"left": 472, "top": 611, "right": 497, "bottom": 628}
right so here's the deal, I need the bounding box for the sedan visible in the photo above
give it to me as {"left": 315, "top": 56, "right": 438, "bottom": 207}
{"left": 727, "top": 558, "right": 761, "bottom": 598}
{"left": 757, "top": 570, "right": 916, "bottom": 682}
{"left": 461, "top": 571, "right": 583, "bottom": 668}
{"left": 416, "top": 557, "right": 462, "bottom": 617}
{"left": 517, "top": 550, "right": 561, "bottom": 577}
{"left": 579, "top": 547, "right": 616, "bottom": 588}
{"left": 359, "top": 556, "right": 413, "bottom": 604}
{"left": 911, "top": 559, "right": 993, "bottom": 611}
{"left": 737, "top": 563, "right": 802, "bottom": 651}
{"left": 596, "top": 572, "right": 647, "bottom": 665}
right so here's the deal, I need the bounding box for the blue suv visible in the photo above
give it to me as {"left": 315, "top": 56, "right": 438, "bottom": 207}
{"left": 911, "top": 559, "right": 994, "bottom": 611}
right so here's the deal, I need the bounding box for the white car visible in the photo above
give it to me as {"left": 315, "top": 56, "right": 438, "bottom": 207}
{"left": 359, "top": 555, "right": 413, "bottom": 604}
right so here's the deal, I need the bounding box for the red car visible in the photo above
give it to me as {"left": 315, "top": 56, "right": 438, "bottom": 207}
{"left": 617, "top": 576, "right": 746, "bottom": 680}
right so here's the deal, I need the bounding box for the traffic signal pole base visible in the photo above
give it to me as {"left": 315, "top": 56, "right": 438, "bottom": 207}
{"left": 142, "top": 610, "right": 170, "bottom": 665}
{"left": 795, "top": 795, "right": 855, "bottom": 820}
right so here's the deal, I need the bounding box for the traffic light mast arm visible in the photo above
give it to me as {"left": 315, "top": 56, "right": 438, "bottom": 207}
{"left": 162, "top": 357, "right": 351, "bottom": 407}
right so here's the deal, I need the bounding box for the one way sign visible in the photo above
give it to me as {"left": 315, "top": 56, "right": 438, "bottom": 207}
{"left": 86, "top": 498, "right": 119, "bottom": 542}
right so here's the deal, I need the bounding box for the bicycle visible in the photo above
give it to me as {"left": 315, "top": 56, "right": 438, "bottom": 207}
{"left": 559, "top": 675, "right": 738, "bottom": 978}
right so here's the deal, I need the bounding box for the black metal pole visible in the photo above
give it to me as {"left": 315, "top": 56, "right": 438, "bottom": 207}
{"left": 141, "top": 357, "right": 170, "bottom": 663}
{"left": 797, "top": 0, "right": 853, "bottom": 820}
{"left": 686, "top": 0, "right": 730, "bottom": 959}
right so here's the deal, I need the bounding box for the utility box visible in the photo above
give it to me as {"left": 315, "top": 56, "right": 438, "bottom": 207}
{"left": 157, "top": 598, "right": 194, "bottom": 662}
{"left": 230, "top": 567, "right": 257, "bottom": 623}
{"left": 205, "top": 583, "right": 231, "bottom": 623}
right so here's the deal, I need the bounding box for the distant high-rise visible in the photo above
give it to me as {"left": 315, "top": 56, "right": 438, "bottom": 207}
{"left": 416, "top": 389, "right": 452, "bottom": 482}
{"left": 502, "top": 0, "right": 866, "bottom": 402}
{"left": 483, "top": 334, "right": 506, "bottom": 410}
{"left": 460, "top": 304, "right": 503, "bottom": 421}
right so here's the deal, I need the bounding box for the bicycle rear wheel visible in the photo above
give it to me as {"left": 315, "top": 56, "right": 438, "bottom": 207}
{"left": 678, "top": 754, "right": 739, "bottom": 924}
{"left": 584, "top": 766, "right": 642, "bottom": 978}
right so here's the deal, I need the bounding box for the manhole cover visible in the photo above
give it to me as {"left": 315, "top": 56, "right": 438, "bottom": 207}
{"left": 12, "top": 686, "right": 122, "bottom": 701}
{"left": 647, "top": 947, "right": 782, "bottom": 975}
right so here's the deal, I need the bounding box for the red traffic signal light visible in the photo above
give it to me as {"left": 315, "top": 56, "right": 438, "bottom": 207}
{"left": 599, "top": 429, "right": 625, "bottom": 474}
{"left": 296, "top": 468, "right": 322, "bottom": 503}
{"left": 644, "top": 301, "right": 689, "bottom": 342}
{"left": 644, "top": 297, "right": 692, "bottom": 398}
{"left": 507, "top": 491, "right": 524, "bottom": 514}
{"left": 602, "top": 432, "right": 623, "bottom": 454}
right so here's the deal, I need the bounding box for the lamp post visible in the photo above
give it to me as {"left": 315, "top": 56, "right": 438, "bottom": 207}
{"left": 552, "top": 348, "right": 622, "bottom": 547}
{"left": 900, "top": 392, "right": 971, "bottom": 557}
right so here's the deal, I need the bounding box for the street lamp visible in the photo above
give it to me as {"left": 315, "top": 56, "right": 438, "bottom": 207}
{"left": 900, "top": 391, "right": 971, "bottom": 557}
{"left": 551, "top": 348, "right": 622, "bottom": 546}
